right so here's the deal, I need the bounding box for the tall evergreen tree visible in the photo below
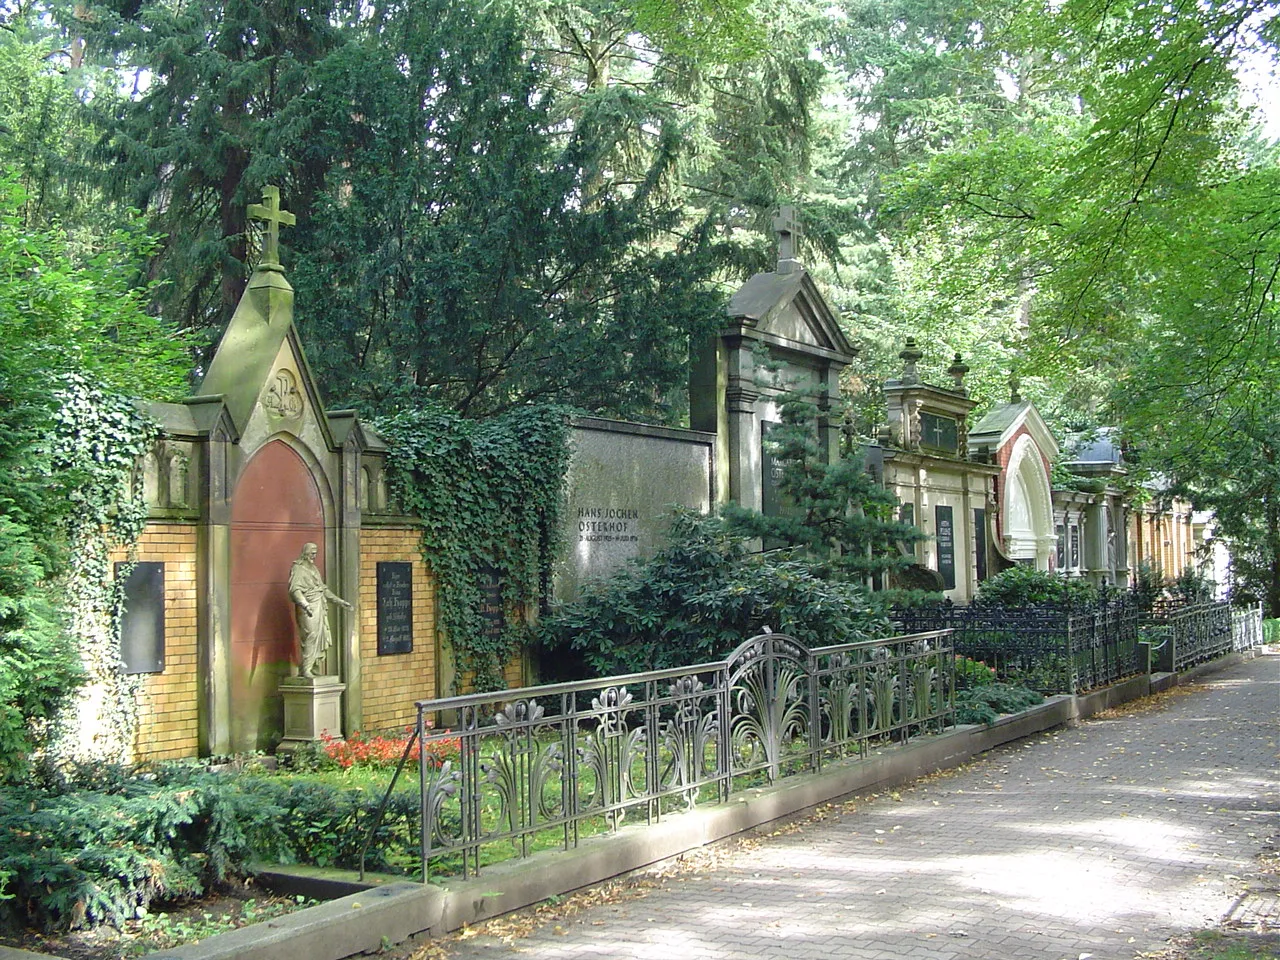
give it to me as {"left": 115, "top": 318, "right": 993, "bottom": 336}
{"left": 720, "top": 386, "right": 922, "bottom": 593}
{"left": 281, "top": 0, "right": 725, "bottom": 419}
{"left": 83, "top": 0, "right": 347, "bottom": 347}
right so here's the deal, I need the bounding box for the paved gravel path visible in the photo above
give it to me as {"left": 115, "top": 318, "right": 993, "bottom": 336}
{"left": 440, "top": 653, "right": 1279, "bottom": 960}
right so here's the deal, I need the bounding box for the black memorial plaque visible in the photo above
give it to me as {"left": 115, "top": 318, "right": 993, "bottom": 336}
{"left": 935, "top": 505, "right": 956, "bottom": 590}
{"left": 376, "top": 562, "right": 414, "bottom": 655}
{"left": 974, "top": 508, "right": 987, "bottom": 582}
{"left": 118, "top": 561, "right": 165, "bottom": 674}
{"left": 478, "top": 566, "right": 505, "bottom": 645}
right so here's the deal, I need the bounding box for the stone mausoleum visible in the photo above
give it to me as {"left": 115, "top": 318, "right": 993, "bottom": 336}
{"left": 113, "top": 189, "right": 443, "bottom": 760}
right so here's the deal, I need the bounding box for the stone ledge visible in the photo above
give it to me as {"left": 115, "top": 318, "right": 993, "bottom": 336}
{"left": 147, "top": 883, "right": 438, "bottom": 960}
{"left": 0, "top": 946, "right": 51, "bottom": 960}
{"left": 1075, "top": 674, "right": 1151, "bottom": 720}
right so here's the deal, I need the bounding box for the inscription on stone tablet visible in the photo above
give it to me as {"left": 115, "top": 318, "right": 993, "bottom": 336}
{"left": 478, "top": 565, "right": 505, "bottom": 646}
{"left": 376, "top": 562, "right": 413, "bottom": 655}
{"left": 935, "top": 505, "right": 956, "bottom": 591}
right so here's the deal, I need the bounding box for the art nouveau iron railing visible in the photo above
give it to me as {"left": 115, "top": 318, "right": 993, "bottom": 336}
{"left": 1144, "top": 599, "right": 1266, "bottom": 672}
{"left": 409, "top": 629, "right": 953, "bottom": 879}
{"left": 892, "top": 598, "right": 1142, "bottom": 694}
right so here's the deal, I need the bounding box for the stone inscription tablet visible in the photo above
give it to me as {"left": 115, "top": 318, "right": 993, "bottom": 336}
{"left": 576, "top": 507, "right": 640, "bottom": 545}
{"left": 555, "top": 420, "right": 714, "bottom": 601}
{"left": 935, "top": 505, "right": 956, "bottom": 590}
{"left": 117, "top": 561, "right": 165, "bottom": 674}
{"left": 376, "top": 562, "right": 413, "bottom": 655}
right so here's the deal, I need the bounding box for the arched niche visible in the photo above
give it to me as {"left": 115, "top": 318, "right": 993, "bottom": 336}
{"left": 229, "top": 439, "right": 326, "bottom": 752}
{"left": 1003, "top": 434, "right": 1054, "bottom": 570}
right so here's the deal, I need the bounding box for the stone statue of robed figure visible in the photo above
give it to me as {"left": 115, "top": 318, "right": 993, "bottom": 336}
{"left": 288, "top": 542, "right": 351, "bottom": 678}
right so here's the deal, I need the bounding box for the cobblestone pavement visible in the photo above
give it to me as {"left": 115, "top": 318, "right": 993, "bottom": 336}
{"left": 440, "top": 653, "right": 1279, "bottom": 960}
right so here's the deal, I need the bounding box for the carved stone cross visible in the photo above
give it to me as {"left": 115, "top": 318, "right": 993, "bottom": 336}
{"left": 248, "top": 185, "right": 295, "bottom": 267}
{"left": 772, "top": 204, "right": 800, "bottom": 264}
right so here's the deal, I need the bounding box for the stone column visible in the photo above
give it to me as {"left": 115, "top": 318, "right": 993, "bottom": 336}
{"left": 725, "top": 342, "right": 762, "bottom": 511}
{"left": 196, "top": 407, "right": 236, "bottom": 757}
{"left": 338, "top": 433, "right": 364, "bottom": 737}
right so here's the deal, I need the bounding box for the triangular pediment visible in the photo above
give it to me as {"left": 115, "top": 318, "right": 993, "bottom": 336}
{"left": 197, "top": 267, "right": 298, "bottom": 435}
{"left": 238, "top": 328, "right": 336, "bottom": 456}
{"left": 970, "top": 399, "right": 1060, "bottom": 461}
{"left": 194, "top": 265, "right": 335, "bottom": 452}
{"left": 725, "top": 269, "right": 856, "bottom": 363}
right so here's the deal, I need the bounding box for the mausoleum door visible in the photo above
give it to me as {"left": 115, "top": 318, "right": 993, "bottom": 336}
{"left": 229, "top": 440, "right": 325, "bottom": 752}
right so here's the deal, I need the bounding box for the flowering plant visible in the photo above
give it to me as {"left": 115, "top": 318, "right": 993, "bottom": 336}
{"left": 319, "top": 726, "right": 460, "bottom": 770}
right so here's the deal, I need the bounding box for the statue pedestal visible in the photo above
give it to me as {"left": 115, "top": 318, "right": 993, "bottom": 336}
{"left": 277, "top": 675, "right": 346, "bottom": 754}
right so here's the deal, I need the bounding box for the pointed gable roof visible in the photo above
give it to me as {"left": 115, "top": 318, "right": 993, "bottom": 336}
{"left": 969, "top": 398, "right": 1059, "bottom": 461}
{"left": 196, "top": 267, "right": 303, "bottom": 435}
{"left": 194, "top": 190, "right": 338, "bottom": 450}
{"left": 725, "top": 268, "right": 856, "bottom": 364}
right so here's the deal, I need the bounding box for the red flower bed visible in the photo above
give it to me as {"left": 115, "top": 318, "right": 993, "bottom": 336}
{"left": 319, "top": 727, "right": 461, "bottom": 770}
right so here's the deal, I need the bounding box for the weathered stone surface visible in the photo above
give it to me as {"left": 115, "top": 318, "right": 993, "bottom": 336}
{"left": 554, "top": 418, "right": 714, "bottom": 601}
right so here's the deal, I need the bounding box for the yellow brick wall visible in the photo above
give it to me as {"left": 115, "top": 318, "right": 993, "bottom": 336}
{"left": 112, "top": 523, "right": 201, "bottom": 761}
{"left": 503, "top": 653, "right": 526, "bottom": 689}
{"left": 359, "top": 529, "right": 438, "bottom": 731}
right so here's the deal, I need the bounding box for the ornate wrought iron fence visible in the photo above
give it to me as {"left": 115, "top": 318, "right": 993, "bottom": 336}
{"left": 892, "top": 598, "right": 1141, "bottom": 694}
{"left": 1230, "top": 603, "right": 1265, "bottom": 653}
{"left": 1146, "top": 600, "right": 1233, "bottom": 671}
{"left": 411, "top": 629, "right": 953, "bottom": 879}
{"left": 1067, "top": 601, "right": 1142, "bottom": 691}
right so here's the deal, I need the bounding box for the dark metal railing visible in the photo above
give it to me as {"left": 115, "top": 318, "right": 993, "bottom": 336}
{"left": 1231, "top": 603, "right": 1265, "bottom": 653}
{"left": 1145, "top": 600, "right": 1236, "bottom": 672}
{"left": 410, "top": 629, "right": 953, "bottom": 879}
{"left": 892, "top": 598, "right": 1142, "bottom": 694}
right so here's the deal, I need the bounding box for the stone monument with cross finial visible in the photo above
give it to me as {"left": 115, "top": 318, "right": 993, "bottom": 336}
{"left": 248, "top": 185, "right": 295, "bottom": 271}
{"left": 772, "top": 204, "right": 802, "bottom": 274}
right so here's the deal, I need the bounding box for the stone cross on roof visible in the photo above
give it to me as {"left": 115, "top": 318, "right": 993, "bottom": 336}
{"left": 248, "top": 185, "right": 295, "bottom": 269}
{"left": 772, "top": 204, "right": 801, "bottom": 270}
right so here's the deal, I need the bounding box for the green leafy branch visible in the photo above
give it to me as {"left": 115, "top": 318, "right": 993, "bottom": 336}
{"left": 377, "top": 404, "right": 570, "bottom": 690}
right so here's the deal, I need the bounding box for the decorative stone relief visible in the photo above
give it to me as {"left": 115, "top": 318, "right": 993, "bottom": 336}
{"left": 263, "top": 369, "right": 304, "bottom": 420}
{"left": 141, "top": 451, "right": 161, "bottom": 506}
{"left": 907, "top": 399, "right": 923, "bottom": 450}
{"left": 167, "top": 451, "right": 190, "bottom": 508}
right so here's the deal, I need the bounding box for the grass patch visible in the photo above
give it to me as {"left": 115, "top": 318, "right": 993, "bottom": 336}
{"left": 1145, "top": 930, "right": 1280, "bottom": 960}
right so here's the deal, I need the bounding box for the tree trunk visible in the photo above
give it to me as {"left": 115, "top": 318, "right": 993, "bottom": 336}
{"left": 1266, "top": 489, "right": 1280, "bottom": 619}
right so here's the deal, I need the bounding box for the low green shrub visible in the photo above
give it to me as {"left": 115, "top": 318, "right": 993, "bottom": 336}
{"left": 237, "top": 774, "right": 423, "bottom": 876}
{"left": 1172, "top": 567, "right": 1216, "bottom": 603}
{"left": 975, "top": 567, "right": 1099, "bottom": 606}
{"left": 1004, "top": 653, "right": 1073, "bottom": 695}
{"left": 954, "top": 683, "right": 1045, "bottom": 725}
{"left": 1131, "top": 561, "right": 1166, "bottom": 610}
{"left": 0, "top": 765, "right": 286, "bottom": 932}
{"left": 538, "top": 509, "right": 888, "bottom": 678}
{"left": 954, "top": 656, "right": 996, "bottom": 691}
{"left": 0, "top": 760, "right": 440, "bottom": 933}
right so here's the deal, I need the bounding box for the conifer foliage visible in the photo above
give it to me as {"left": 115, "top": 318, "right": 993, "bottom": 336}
{"left": 720, "top": 388, "right": 922, "bottom": 590}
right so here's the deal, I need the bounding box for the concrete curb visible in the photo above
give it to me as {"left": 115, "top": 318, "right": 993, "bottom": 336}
{"left": 147, "top": 884, "right": 437, "bottom": 960}
{"left": 8, "top": 650, "right": 1254, "bottom": 960}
